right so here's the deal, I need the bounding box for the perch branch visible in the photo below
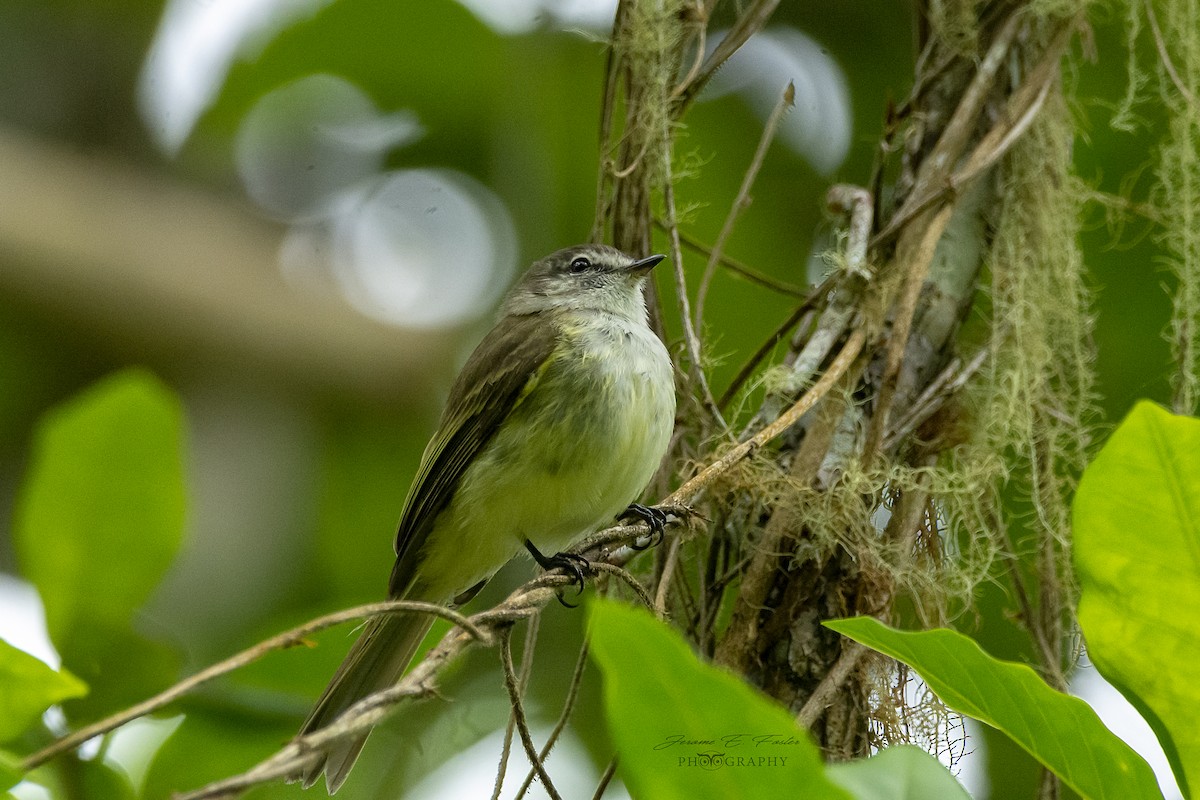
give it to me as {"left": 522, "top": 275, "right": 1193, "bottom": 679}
{"left": 21, "top": 600, "right": 482, "bottom": 771}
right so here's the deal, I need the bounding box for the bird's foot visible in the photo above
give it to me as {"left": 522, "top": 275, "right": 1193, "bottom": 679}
{"left": 524, "top": 539, "right": 592, "bottom": 606}
{"left": 619, "top": 503, "right": 678, "bottom": 550}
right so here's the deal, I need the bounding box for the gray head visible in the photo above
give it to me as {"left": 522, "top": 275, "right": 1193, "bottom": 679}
{"left": 501, "top": 244, "right": 664, "bottom": 319}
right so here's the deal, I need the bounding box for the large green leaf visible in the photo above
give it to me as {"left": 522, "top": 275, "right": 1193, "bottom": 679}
{"left": 588, "top": 599, "right": 850, "bottom": 800}
{"left": 0, "top": 638, "right": 87, "bottom": 743}
{"left": 827, "top": 745, "right": 972, "bottom": 800}
{"left": 14, "top": 369, "right": 186, "bottom": 716}
{"left": 1074, "top": 400, "right": 1200, "bottom": 798}
{"left": 826, "top": 617, "right": 1162, "bottom": 800}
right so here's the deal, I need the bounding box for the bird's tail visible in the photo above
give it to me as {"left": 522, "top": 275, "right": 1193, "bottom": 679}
{"left": 293, "top": 610, "right": 435, "bottom": 793}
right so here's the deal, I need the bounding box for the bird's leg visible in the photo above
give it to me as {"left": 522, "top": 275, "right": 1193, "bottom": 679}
{"left": 619, "top": 503, "right": 672, "bottom": 550}
{"left": 524, "top": 539, "right": 591, "bottom": 605}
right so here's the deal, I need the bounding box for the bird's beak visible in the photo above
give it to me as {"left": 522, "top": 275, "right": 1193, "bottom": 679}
{"left": 625, "top": 254, "right": 666, "bottom": 275}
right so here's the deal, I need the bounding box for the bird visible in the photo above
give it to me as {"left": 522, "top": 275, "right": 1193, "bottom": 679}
{"left": 293, "top": 243, "right": 677, "bottom": 793}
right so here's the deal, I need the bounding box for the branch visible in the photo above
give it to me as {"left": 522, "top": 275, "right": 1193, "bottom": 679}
{"left": 173, "top": 582, "right": 558, "bottom": 800}
{"left": 872, "top": 16, "right": 1075, "bottom": 248}
{"left": 21, "top": 600, "right": 482, "bottom": 771}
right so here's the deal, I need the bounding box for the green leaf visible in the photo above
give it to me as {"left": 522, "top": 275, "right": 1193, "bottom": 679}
{"left": 0, "top": 638, "right": 87, "bottom": 742}
{"left": 827, "top": 745, "right": 972, "bottom": 800}
{"left": 1074, "top": 400, "right": 1200, "bottom": 798}
{"left": 142, "top": 710, "right": 298, "bottom": 800}
{"left": 0, "top": 750, "right": 23, "bottom": 791}
{"left": 587, "top": 599, "right": 850, "bottom": 800}
{"left": 14, "top": 369, "right": 186, "bottom": 716}
{"left": 826, "top": 618, "right": 1162, "bottom": 800}
{"left": 78, "top": 759, "right": 136, "bottom": 800}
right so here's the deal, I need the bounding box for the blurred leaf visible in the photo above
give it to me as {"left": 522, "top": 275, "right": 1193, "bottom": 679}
{"left": 61, "top": 625, "right": 180, "bottom": 719}
{"left": 827, "top": 745, "right": 972, "bottom": 800}
{"left": 80, "top": 758, "right": 136, "bottom": 800}
{"left": 313, "top": 409, "right": 427, "bottom": 604}
{"left": 203, "top": 0, "right": 502, "bottom": 144}
{"left": 588, "top": 598, "right": 850, "bottom": 800}
{"left": 0, "top": 638, "right": 87, "bottom": 742}
{"left": 0, "top": 750, "right": 22, "bottom": 791}
{"left": 1073, "top": 400, "right": 1200, "bottom": 798}
{"left": 143, "top": 709, "right": 298, "bottom": 800}
{"left": 14, "top": 368, "right": 186, "bottom": 717}
{"left": 826, "top": 617, "right": 1162, "bottom": 800}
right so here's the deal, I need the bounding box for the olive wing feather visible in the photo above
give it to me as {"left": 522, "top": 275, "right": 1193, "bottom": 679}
{"left": 388, "top": 312, "right": 557, "bottom": 598}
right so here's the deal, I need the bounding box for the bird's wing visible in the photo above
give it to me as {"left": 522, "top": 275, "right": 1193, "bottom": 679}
{"left": 388, "top": 311, "right": 558, "bottom": 597}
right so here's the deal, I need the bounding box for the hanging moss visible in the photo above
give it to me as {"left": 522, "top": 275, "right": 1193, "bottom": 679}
{"left": 1153, "top": 0, "right": 1200, "bottom": 414}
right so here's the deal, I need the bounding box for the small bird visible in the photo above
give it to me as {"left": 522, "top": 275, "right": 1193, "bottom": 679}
{"left": 295, "top": 244, "right": 676, "bottom": 792}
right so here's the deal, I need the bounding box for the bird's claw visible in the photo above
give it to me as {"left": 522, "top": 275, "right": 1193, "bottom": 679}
{"left": 524, "top": 540, "right": 591, "bottom": 605}
{"left": 620, "top": 503, "right": 671, "bottom": 550}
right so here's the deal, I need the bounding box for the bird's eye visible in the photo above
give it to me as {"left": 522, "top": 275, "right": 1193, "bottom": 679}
{"left": 569, "top": 257, "right": 591, "bottom": 273}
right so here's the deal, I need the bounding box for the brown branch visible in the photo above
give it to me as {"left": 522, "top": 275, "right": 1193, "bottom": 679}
{"left": 861, "top": 202, "right": 955, "bottom": 463}
{"left": 653, "top": 534, "right": 685, "bottom": 615}
{"left": 796, "top": 642, "right": 867, "bottom": 728}
{"left": 493, "top": 616, "right": 542, "bottom": 800}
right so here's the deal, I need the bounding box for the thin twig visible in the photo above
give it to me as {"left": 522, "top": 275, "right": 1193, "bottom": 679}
{"left": 672, "top": 0, "right": 709, "bottom": 97}
{"left": 653, "top": 535, "right": 685, "bottom": 616}
{"left": 22, "top": 600, "right": 482, "bottom": 771}
{"left": 694, "top": 81, "right": 795, "bottom": 328}
{"left": 717, "top": 271, "right": 838, "bottom": 410}
{"left": 493, "top": 616, "right": 542, "bottom": 800}
{"left": 490, "top": 715, "right": 515, "bottom": 800}
{"left": 590, "top": 757, "right": 619, "bottom": 800}
{"left": 499, "top": 626, "right": 563, "bottom": 800}
{"left": 591, "top": 0, "right": 633, "bottom": 241}
{"left": 666, "top": 326, "right": 868, "bottom": 507}
{"left": 514, "top": 640, "right": 592, "bottom": 800}
{"left": 672, "top": 0, "right": 782, "bottom": 112}
{"left": 590, "top": 561, "right": 657, "bottom": 611}
{"left": 662, "top": 138, "right": 728, "bottom": 431}
{"left": 668, "top": 224, "right": 808, "bottom": 297}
